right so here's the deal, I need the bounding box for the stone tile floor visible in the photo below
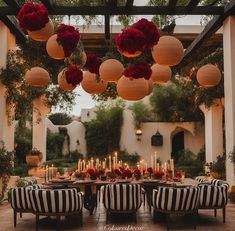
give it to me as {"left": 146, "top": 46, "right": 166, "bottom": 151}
{"left": 0, "top": 202, "right": 235, "bottom": 231}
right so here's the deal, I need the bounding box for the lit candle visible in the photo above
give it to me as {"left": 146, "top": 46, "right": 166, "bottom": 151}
{"left": 157, "top": 163, "right": 160, "bottom": 171}
{"left": 91, "top": 158, "right": 94, "bottom": 168}
{"left": 115, "top": 152, "right": 118, "bottom": 166}
{"left": 83, "top": 160, "right": 85, "bottom": 170}
{"left": 151, "top": 155, "right": 153, "bottom": 168}
{"left": 109, "top": 155, "right": 111, "bottom": 171}
{"left": 78, "top": 160, "right": 80, "bottom": 172}
{"left": 51, "top": 164, "right": 54, "bottom": 178}
{"left": 113, "top": 156, "right": 116, "bottom": 169}
{"left": 154, "top": 152, "right": 157, "bottom": 171}
{"left": 164, "top": 162, "right": 167, "bottom": 171}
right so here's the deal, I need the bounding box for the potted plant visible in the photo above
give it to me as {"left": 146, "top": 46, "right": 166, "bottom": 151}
{"left": 209, "top": 153, "right": 226, "bottom": 179}
{"left": 26, "top": 148, "right": 43, "bottom": 167}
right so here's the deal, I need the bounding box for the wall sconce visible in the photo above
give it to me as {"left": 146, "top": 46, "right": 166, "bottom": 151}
{"left": 136, "top": 129, "right": 142, "bottom": 141}
{"left": 151, "top": 130, "right": 163, "bottom": 146}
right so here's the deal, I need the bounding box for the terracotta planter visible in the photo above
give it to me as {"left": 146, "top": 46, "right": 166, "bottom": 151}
{"left": 152, "top": 36, "right": 184, "bottom": 66}
{"left": 46, "top": 34, "right": 65, "bottom": 60}
{"left": 25, "top": 67, "right": 50, "bottom": 87}
{"left": 26, "top": 156, "right": 42, "bottom": 167}
{"left": 27, "top": 19, "right": 54, "bottom": 42}
{"left": 99, "top": 59, "right": 124, "bottom": 82}
{"left": 117, "top": 76, "right": 148, "bottom": 101}
{"left": 81, "top": 71, "right": 107, "bottom": 94}
{"left": 150, "top": 64, "right": 172, "bottom": 83}
{"left": 57, "top": 70, "right": 77, "bottom": 91}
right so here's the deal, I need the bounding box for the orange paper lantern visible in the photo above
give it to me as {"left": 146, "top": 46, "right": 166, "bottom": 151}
{"left": 25, "top": 67, "right": 50, "bottom": 87}
{"left": 57, "top": 70, "right": 77, "bottom": 91}
{"left": 99, "top": 59, "right": 124, "bottom": 82}
{"left": 46, "top": 34, "right": 65, "bottom": 60}
{"left": 152, "top": 36, "right": 184, "bottom": 66}
{"left": 81, "top": 71, "right": 107, "bottom": 94}
{"left": 197, "top": 64, "right": 221, "bottom": 88}
{"left": 117, "top": 76, "right": 148, "bottom": 101}
{"left": 147, "top": 79, "right": 154, "bottom": 95}
{"left": 121, "top": 50, "right": 142, "bottom": 58}
{"left": 150, "top": 64, "right": 172, "bottom": 83}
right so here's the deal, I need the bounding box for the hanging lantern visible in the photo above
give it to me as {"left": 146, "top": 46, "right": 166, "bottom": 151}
{"left": 117, "top": 76, "right": 148, "bottom": 101}
{"left": 27, "top": 19, "right": 54, "bottom": 42}
{"left": 150, "top": 64, "right": 172, "bottom": 83}
{"left": 57, "top": 70, "right": 77, "bottom": 91}
{"left": 147, "top": 79, "right": 154, "bottom": 95}
{"left": 99, "top": 59, "right": 124, "bottom": 82}
{"left": 46, "top": 34, "right": 65, "bottom": 60}
{"left": 152, "top": 36, "right": 184, "bottom": 66}
{"left": 196, "top": 64, "right": 221, "bottom": 88}
{"left": 81, "top": 71, "right": 107, "bottom": 94}
{"left": 25, "top": 67, "right": 50, "bottom": 87}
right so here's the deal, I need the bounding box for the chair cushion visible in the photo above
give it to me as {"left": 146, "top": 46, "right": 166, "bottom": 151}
{"left": 28, "top": 188, "right": 83, "bottom": 214}
{"left": 152, "top": 186, "right": 200, "bottom": 212}
{"left": 10, "top": 187, "right": 32, "bottom": 210}
{"left": 102, "top": 183, "right": 142, "bottom": 211}
{"left": 195, "top": 176, "right": 208, "bottom": 183}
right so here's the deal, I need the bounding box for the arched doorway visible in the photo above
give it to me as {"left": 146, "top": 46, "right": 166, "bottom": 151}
{"left": 171, "top": 131, "right": 184, "bottom": 163}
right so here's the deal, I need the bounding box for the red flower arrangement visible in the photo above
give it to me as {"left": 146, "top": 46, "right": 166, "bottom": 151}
{"left": 115, "top": 27, "right": 146, "bottom": 55}
{"left": 113, "top": 169, "right": 121, "bottom": 176}
{"left": 132, "top": 18, "right": 160, "bottom": 49}
{"left": 134, "top": 168, "right": 141, "bottom": 176}
{"left": 154, "top": 170, "right": 164, "bottom": 179}
{"left": 17, "top": 2, "right": 49, "bottom": 31}
{"left": 147, "top": 167, "right": 153, "bottom": 174}
{"left": 65, "top": 65, "right": 83, "bottom": 86}
{"left": 84, "top": 54, "right": 102, "bottom": 75}
{"left": 87, "top": 168, "right": 95, "bottom": 175}
{"left": 123, "top": 61, "right": 152, "bottom": 80}
{"left": 175, "top": 171, "right": 182, "bottom": 178}
{"left": 122, "top": 169, "right": 133, "bottom": 178}
{"left": 57, "top": 24, "right": 80, "bottom": 57}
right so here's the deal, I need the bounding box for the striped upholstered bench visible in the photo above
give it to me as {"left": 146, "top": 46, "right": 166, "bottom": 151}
{"left": 9, "top": 184, "right": 44, "bottom": 227}
{"left": 101, "top": 183, "right": 142, "bottom": 224}
{"left": 152, "top": 186, "right": 200, "bottom": 230}
{"left": 198, "top": 179, "right": 229, "bottom": 223}
{"left": 28, "top": 188, "right": 83, "bottom": 231}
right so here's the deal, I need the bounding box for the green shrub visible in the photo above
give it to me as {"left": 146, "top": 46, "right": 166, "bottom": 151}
{"left": 48, "top": 113, "right": 72, "bottom": 125}
{"left": 70, "top": 150, "right": 83, "bottom": 161}
{"left": 13, "top": 164, "right": 29, "bottom": 177}
{"left": 119, "top": 150, "right": 141, "bottom": 167}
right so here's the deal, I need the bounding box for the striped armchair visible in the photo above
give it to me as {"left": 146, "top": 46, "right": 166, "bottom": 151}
{"left": 152, "top": 186, "right": 200, "bottom": 230}
{"left": 9, "top": 184, "right": 44, "bottom": 227}
{"left": 198, "top": 179, "right": 229, "bottom": 223}
{"left": 102, "top": 183, "right": 142, "bottom": 224}
{"left": 28, "top": 188, "right": 83, "bottom": 231}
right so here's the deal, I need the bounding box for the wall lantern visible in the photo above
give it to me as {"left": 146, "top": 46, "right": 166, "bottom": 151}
{"left": 151, "top": 131, "right": 163, "bottom": 146}
{"left": 136, "top": 129, "right": 142, "bottom": 141}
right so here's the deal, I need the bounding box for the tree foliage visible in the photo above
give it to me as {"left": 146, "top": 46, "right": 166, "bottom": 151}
{"left": 48, "top": 113, "right": 72, "bottom": 125}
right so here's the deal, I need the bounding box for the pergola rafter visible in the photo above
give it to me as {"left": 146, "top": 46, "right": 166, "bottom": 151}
{"left": 2, "top": 0, "right": 20, "bottom": 11}
{"left": 187, "top": 0, "right": 200, "bottom": 11}
{"left": 39, "top": 0, "right": 55, "bottom": 12}
{"left": 168, "top": 0, "right": 178, "bottom": 10}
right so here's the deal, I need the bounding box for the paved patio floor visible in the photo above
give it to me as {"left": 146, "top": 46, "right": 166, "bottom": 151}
{"left": 0, "top": 201, "right": 235, "bottom": 231}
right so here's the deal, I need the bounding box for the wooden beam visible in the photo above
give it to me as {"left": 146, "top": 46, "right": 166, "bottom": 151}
{"left": 168, "top": 0, "right": 178, "bottom": 10}
{"left": 2, "top": 0, "right": 20, "bottom": 11}
{"left": 0, "top": 15, "right": 26, "bottom": 43}
{"left": 187, "top": 0, "right": 200, "bottom": 11}
{"left": 182, "top": 0, "right": 235, "bottom": 64}
{"left": 126, "top": 0, "right": 134, "bottom": 9}
{"left": 40, "top": 0, "right": 55, "bottom": 12}
{"left": 104, "top": 15, "right": 110, "bottom": 40}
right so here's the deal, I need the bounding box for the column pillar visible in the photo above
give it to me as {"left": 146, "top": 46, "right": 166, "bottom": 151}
{"left": 0, "top": 22, "right": 16, "bottom": 151}
{"left": 200, "top": 99, "right": 224, "bottom": 163}
{"left": 32, "top": 96, "right": 50, "bottom": 163}
{"left": 223, "top": 16, "right": 235, "bottom": 185}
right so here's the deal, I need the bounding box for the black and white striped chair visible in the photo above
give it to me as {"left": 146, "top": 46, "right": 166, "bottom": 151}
{"left": 28, "top": 188, "right": 83, "bottom": 231}
{"left": 195, "top": 176, "right": 208, "bottom": 183}
{"left": 152, "top": 186, "right": 200, "bottom": 230}
{"left": 102, "top": 183, "right": 142, "bottom": 224}
{"left": 9, "top": 184, "right": 44, "bottom": 227}
{"left": 198, "top": 179, "right": 229, "bottom": 223}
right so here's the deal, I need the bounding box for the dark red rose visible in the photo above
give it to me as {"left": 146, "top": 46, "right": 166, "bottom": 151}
{"left": 115, "top": 27, "right": 146, "bottom": 55}
{"left": 84, "top": 54, "right": 102, "bottom": 75}
{"left": 113, "top": 169, "right": 121, "bottom": 176}
{"left": 57, "top": 24, "right": 80, "bottom": 57}
{"left": 154, "top": 170, "right": 164, "bottom": 176}
{"left": 122, "top": 169, "right": 132, "bottom": 178}
{"left": 132, "top": 18, "right": 160, "bottom": 49}
{"left": 175, "top": 171, "right": 182, "bottom": 178}
{"left": 87, "top": 168, "right": 95, "bottom": 175}
{"left": 65, "top": 65, "right": 83, "bottom": 86}
{"left": 17, "top": 2, "right": 49, "bottom": 31}
{"left": 123, "top": 61, "right": 152, "bottom": 80}
{"left": 134, "top": 168, "right": 141, "bottom": 176}
{"left": 147, "top": 167, "right": 153, "bottom": 174}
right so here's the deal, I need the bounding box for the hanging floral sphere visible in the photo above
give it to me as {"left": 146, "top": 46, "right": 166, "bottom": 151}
{"left": 58, "top": 70, "right": 76, "bottom": 91}
{"left": 150, "top": 64, "right": 172, "bottom": 83}
{"left": 117, "top": 76, "right": 149, "bottom": 101}
{"left": 25, "top": 67, "right": 50, "bottom": 87}
{"left": 99, "top": 59, "right": 124, "bottom": 82}
{"left": 132, "top": 18, "right": 160, "bottom": 49}
{"left": 46, "top": 34, "right": 65, "bottom": 60}
{"left": 196, "top": 64, "right": 221, "bottom": 88}
{"left": 84, "top": 54, "right": 102, "bottom": 75}
{"left": 116, "top": 28, "right": 146, "bottom": 58}
{"left": 17, "top": 2, "right": 54, "bottom": 41}
{"left": 81, "top": 71, "right": 107, "bottom": 94}
{"left": 123, "top": 61, "right": 152, "bottom": 80}
{"left": 152, "top": 36, "right": 184, "bottom": 66}
{"left": 147, "top": 79, "right": 154, "bottom": 95}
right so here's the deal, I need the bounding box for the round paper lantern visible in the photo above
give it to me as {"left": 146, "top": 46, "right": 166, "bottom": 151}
{"left": 46, "top": 34, "right": 65, "bottom": 60}
{"left": 99, "top": 59, "right": 124, "bottom": 82}
{"left": 27, "top": 19, "right": 54, "bottom": 42}
{"left": 81, "top": 71, "right": 107, "bottom": 94}
{"left": 117, "top": 76, "right": 148, "bottom": 101}
{"left": 152, "top": 36, "right": 184, "bottom": 66}
{"left": 25, "top": 67, "right": 50, "bottom": 87}
{"left": 57, "top": 70, "right": 76, "bottom": 91}
{"left": 147, "top": 79, "right": 154, "bottom": 95}
{"left": 150, "top": 64, "right": 172, "bottom": 83}
{"left": 196, "top": 64, "right": 221, "bottom": 88}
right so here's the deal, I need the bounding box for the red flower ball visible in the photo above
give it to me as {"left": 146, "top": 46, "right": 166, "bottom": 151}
{"left": 57, "top": 24, "right": 80, "bottom": 57}
{"left": 134, "top": 168, "right": 141, "bottom": 176}
{"left": 133, "top": 18, "right": 160, "bottom": 49}
{"left": 65, "top": 65, "right": 83, "bottom": 86}
{"left": 115, "top": 28, "right": 146, "bottom": 55}
{"left": 122, "top": 169, "right": 132, "bottom": 178}
{"left": 175, "top": 171, "right": 182, "bottom": 178}
{"left": 147, "top": 167, "right": 153, "bottom": 174}
{"left": 154, "top": 170, "right": 164, "bottom": 176}
{"left": 123, "top": 61, "right": 152, "bottom": 80}
{"left": 17, "top": 2, "right": 49, "bottom": 31}
{"left": 84, "top": 54, "right": 102, "bottom": 75}
{"left": 113, "top": 169, "right": 121, "bottom": 176}
{"left": 87, "top": 168, "right": 95, "bottom": 175}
